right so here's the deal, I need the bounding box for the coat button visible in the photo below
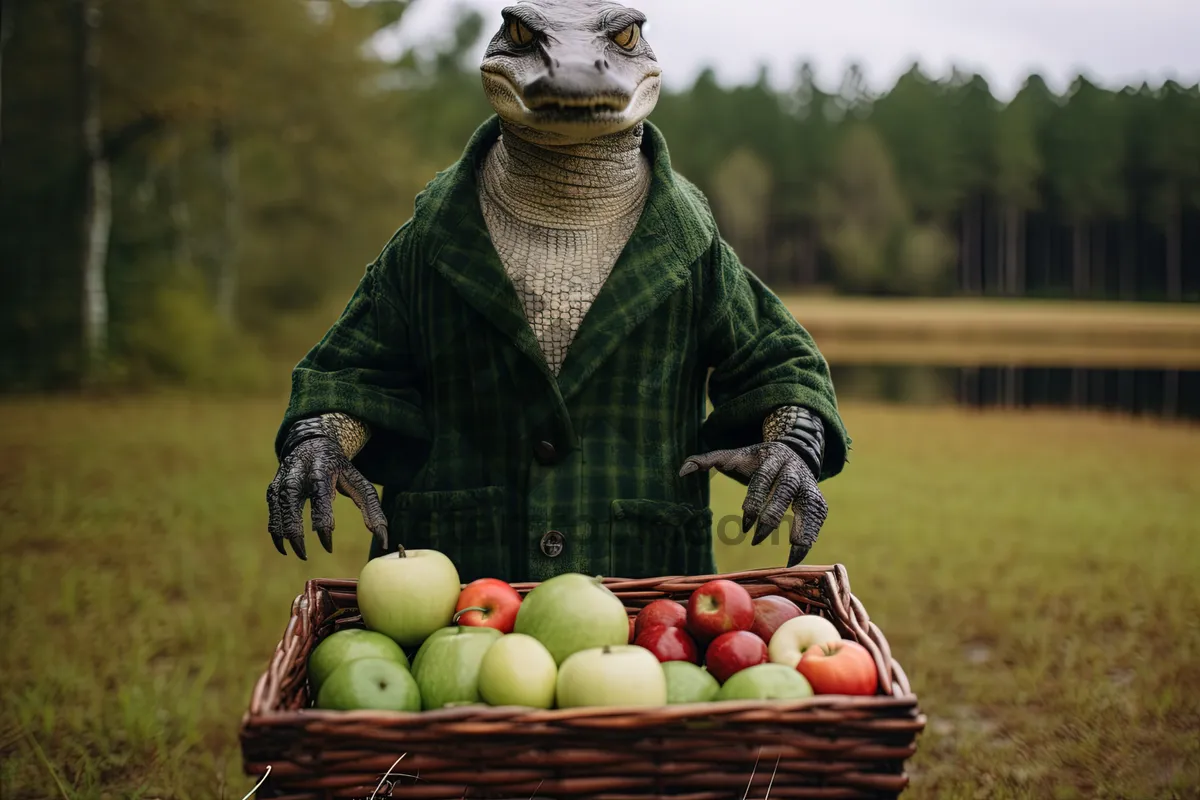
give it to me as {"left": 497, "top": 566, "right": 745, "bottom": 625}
{"left": 540, "top": 530, "right": 564, "bottom": 557}
{"left": 533, "top": 440, "right": 557, "bottom": 464}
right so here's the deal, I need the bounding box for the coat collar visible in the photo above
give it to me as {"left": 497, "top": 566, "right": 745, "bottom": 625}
{"left": 418, "top": 114, "right": 716, "bottom": 403}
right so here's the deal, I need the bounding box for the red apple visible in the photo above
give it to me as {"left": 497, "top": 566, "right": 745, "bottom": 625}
{"left": 452, "top": 578, "right": 522, "bottom": 634}
{"left": 704, "top": 630, "right": 768, "bottom": 683}
{"left": 749, "top": 596, "right": 802, "bottom": 643}
{"left": 635, "top": 623, "right": 700, "bottom": 664}
{"left": 634, "top": 599, "right": 688, "bottom": 640}
{"left": 797, "top": 640, "right": 879, "bottom": 696}
{"left": 686, "top": 580, "right": 754, "bottom": 643}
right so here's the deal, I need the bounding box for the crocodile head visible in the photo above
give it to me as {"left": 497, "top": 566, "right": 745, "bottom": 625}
{"left": 479, "top": 0, "right": 662, "bottom": 145}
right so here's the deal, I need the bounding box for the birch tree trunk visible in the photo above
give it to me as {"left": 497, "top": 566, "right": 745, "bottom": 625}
{"left": 166, "top": 137, "right": 192, "bottom": 271}
{"left": 212, "top": 120, "right": 240, "bottom": 324}
{"left": 79, "top": 0, "right": 111, "bottom": 380}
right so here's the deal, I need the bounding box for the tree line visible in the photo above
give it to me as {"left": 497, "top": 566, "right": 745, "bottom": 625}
{"left": 1, "top": 1, "right": 1197, "bottom": 392}
{"left": 649, "top": 63, "right": 1200, "bottom": 305}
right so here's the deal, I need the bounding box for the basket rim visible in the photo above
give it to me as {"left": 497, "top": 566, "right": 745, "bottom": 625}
{"left": 242, "top": 690, "right": 924, "bottom": 727}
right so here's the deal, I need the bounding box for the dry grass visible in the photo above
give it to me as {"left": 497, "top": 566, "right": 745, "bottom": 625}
{"left": 779, "top": 295, "right": 1200, "bottom": 369}
{"left": 0, "top": 395, "right": 1198, "bottom": 799}
{"left": 781, "top": 295, "right": 1200, "bottom": 335}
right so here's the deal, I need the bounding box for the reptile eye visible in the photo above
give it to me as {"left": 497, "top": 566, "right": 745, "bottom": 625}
{"left": 507, "top": 19, "right": 534, "bottom": 46}
{"left": 613, "top": 23, "right": 640, "bottom": 50}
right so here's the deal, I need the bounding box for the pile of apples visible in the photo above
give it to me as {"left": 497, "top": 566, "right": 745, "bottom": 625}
{"left": 305, "top": 550, "right": 878, "bottom": 714}
{"left": 630, "top": 577, "right": 880, "bottom": 702}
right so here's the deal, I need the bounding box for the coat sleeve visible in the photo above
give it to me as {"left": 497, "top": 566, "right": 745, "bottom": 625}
{"left": 697, "top": 235, "right": 850, "bottom": 482}
{"left": 273, "top": 224, "right": 429, "bottom": 486}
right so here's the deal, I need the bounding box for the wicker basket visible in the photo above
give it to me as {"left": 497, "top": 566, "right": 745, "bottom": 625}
{"left": 239, "top": 565, "right": 925, "bottom": 799}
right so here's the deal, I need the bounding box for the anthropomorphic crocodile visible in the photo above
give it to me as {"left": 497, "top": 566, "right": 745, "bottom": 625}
{"left": 266, "top": 0, "right": 850, "bottom": 582}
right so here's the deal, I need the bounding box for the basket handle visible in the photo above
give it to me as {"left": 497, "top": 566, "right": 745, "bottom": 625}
{"left": 826, "top": 564, "right": 911, "bottom": 697}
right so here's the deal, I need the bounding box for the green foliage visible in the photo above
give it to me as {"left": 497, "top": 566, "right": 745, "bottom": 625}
{"left": 815, "top": 123, "right": 910, "bottom": 291}
{"left": 113, "top": 274, "right": 275, "bottom": 392}
{"left": 814, "top": 123, "right": 957, "bottom": 294}
{"left": 900, "top": 223, "right": 958, "bottom": 294}
{"left": 870, "top": 63, "right": 965, "bottom": 220}
{"left": 1044, "top": 76, "right": 1128, "bottom": 221}
{"left": 994, "top": 84, "right": 1044, "bottom": 210}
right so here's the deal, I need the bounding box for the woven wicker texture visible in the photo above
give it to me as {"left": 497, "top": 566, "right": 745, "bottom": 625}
{"left": 240, "top": 565, "right": 925, "bottom": 799}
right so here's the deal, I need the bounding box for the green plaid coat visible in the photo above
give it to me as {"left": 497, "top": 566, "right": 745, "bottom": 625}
{"left": 276, "top": 115, "right": 850, "bottom": 584}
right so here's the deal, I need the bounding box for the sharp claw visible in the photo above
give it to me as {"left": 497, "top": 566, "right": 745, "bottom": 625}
{"left": 272, "top": 536, "right": 287, "bottom": 556}
{"left": 317, "top": 528, "right": 333, "bottom": 554}
{"left": 787, "top": 543, "right": 810, "bottom": 567}
{"left": 678, "top": 460, "right": 699, "bottom": 477}
{"left": 290, "top": 536, "right": 307, "bottom": 561}
{"left": 742, "top": 514, "right": 755, "bottom": 534}
{"left": 752, "top": 521, "right": 777, "bottom": 547}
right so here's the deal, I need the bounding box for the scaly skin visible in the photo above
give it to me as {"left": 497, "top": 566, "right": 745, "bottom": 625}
{"left": 319, "top": 412, "right": 370, "bottom": 459}
{"left": 267, "top": 0, "right": 832, "bottom": 565}
{"left": 479, "top": 122, "right": 651, "bottom": 375}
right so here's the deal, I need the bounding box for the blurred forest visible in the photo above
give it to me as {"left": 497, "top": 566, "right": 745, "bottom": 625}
{"left": 2, "top": 0, "right": 1198, "bottom": 393}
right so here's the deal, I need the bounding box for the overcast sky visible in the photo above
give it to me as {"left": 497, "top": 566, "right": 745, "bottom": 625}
{"left": 377, "top": 0, "right": 1200, "bottom": 99}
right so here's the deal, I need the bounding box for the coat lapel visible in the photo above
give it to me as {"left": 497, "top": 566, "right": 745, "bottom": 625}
{"left": 423, "top": 117, "right": 557, "bottom": 387}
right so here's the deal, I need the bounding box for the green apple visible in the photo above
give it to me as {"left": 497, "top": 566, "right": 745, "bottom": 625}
{"left": 716, "top": 663, "right": 814, "bottom": 702}
{"left": 315, "top": 657, "right": 421, "bottom": 712}
{"left": 308, "top": 628, "right": 410, "bottom": 694}
{"left": 556, "top": 645, "right": 667, "bottom": 708}
{"left": 410, "top": 626, "right": 503, "bottom": 710}
{"left": 661, "top": 661, "right": 720, "bottom": 704}
{"left": 477, "top": 633, "right": 557, "bottom": 708}
{"left": 409, "top": 625, "right": 460, "bottom": 674}
{"left": 513, "top": 572, "right": 629, "bottom": 665}
{"left": 356, "top": 549, "right": 462, "bottom": 647}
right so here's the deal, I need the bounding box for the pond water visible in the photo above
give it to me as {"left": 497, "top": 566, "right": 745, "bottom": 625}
{"left": 829, "top": 364, "right": 1200, "bottom": 422}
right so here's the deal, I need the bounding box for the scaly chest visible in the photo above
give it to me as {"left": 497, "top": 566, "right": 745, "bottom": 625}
{"left": 479, "top": 198, "right": 641, "bottom": 376}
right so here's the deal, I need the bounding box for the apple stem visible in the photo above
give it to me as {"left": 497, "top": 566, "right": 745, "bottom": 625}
{"left": 452, "top": 606, "right": 488, "bottom": 623}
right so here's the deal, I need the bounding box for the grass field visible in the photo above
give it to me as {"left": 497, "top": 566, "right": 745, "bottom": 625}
{"left": 1, "top": 395, "right": 1198, "bottom": 799}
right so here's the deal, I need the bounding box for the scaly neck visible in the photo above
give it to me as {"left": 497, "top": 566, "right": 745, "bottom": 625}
{"left": 480, "top": 120, "right": 651, "bottom": 230}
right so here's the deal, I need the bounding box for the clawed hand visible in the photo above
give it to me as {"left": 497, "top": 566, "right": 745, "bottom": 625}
{"left": 266, "top": 437, "right": 389, "bottom": 560}
{"left": 679, "top": 441, "right": 828, "bottom": 567}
